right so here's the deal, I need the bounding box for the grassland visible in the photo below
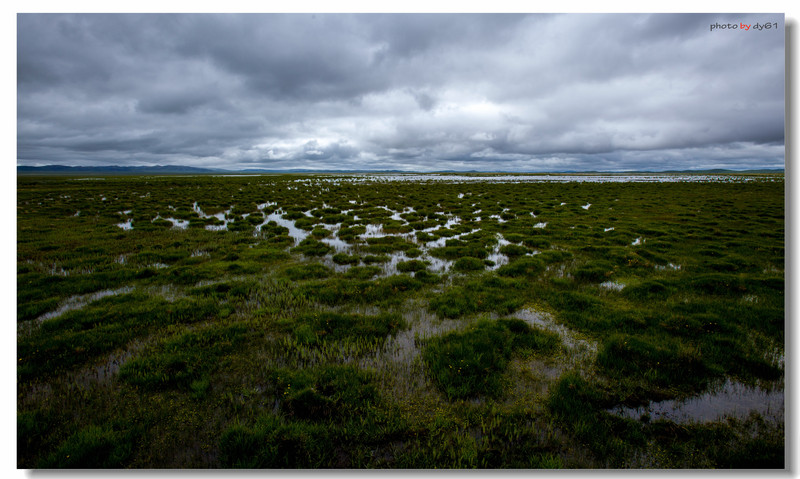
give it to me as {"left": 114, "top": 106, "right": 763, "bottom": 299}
{"left": 17, "top": 173, "right": 784, "bottom": 468}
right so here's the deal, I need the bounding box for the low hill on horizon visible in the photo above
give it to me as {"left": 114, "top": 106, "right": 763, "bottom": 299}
{"left": 16, "top": 164, "right": 785, "bottom": 176}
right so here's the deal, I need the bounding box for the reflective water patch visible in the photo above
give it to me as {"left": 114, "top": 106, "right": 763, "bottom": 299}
{"left": 21, "top": 287, "right": 135, "bottom": 335}
{"left": 654, "top": 262, "right": 681, "bottom": 271}
{"left": 599, "top": 281, "right": 625, "bottom": 291}
{"left": 259, "top": 211, "right": 309, "bottom": 244}
{"left": 320, "top": 235, "right": 353, "bottom": 253}
{"left": 485, "top": 234, "right": 510, "bottom": 271}
{"left": 161, "top": 217, "right": 190, "bottom": 229}
{"left": 608, "top": 377, "right": 784, "bottom": 424}
{"left": 511, "top": 308, "right": 597, "bottom": 370}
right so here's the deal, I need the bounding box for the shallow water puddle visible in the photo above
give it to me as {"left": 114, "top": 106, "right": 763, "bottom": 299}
{"left": 316, "top": 173, "right": 765, "bottom": 184}
{"left": 359, "top": 223, "right": 418, "bottom": 243}
{"left": 389, "top": 207, "right": 415, "bottom": 222}
{"left": 361, "top": 223, "right": 388, "bottom": 238}
{"left": 609, "top": 377, "right": 784, "bottom": 424}
{"left": 511, "top": 308, "right": 597, "bottom": 364}
{"left": 165, "top": 218, "right": 190, "bottom": 229}
{"left": 498, "top": 308, "right": 598, "bottom": 381}
{"left": 321, "top": 235, "right": 353, "bottom": 253}
{"left": 376, "top": 251, "right": 453, "bottom": 276}
{"left": 654, "top": 262, "right": 681, "bottom": 271}
{"left": 381, "top": 251, "right": 417, "bottom": 276}
{"left": 117, "top": 218, "right": 133, "bottom": 230}
{"left": 425, "top": 256, "right": 454, "bottom": 273}
{"left": 259, "top": 211, "right": 309, "bottom": 244}
{"left": 21, "top": 287, "right": 135, "bottom": 335}
{"left": 369, "top": 305, "right": 467, "bottom": 368}
{"left": 599, "top": 281, "right": 625, "bottom": 291}
{"left": 21, "top": 334, "right": 163, "bottom": 407}
{"left": 205, "top": 211, "right": 229, "bottom": 231}
{"left": 425, "top": 227, "right": 478, "bottom": 249}
{"left": 154, "top": 216, "right": 190, "bottom": 229}
{"left": 192, "top": 202, "right": 231, "bottom": 231}
{"left": 421, "top": 216, "right": 461, "bottom": 234}
{"left": 485, "top": 234, "right": 511, "bottom": 271}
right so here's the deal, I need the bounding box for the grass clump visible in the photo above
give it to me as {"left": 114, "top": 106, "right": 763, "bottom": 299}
{"left": 219, "top": 415, "right": 329, "bottom": 468}
{"left": 364, "top": 236, "right": 414, "bottom": 254}
{"left": 291, "top": 238, "right": 333, "bottom": 257}
{"left": 332, "top": 253, "right": 359, "bottom": 265}
{"left": 39, "top": 425, "right": 135, "bottom": 468}
{"left": 343, "top": 266, "right": 382, "bottom": 280}
{"left": 429, "top": 242, "right": 488, "bottom": 260}
{"left": 119, "top": 323, "right": 248, "bottom": 391}
{"left": 423, "top": 318, "right": 560, "bottom": 399}
{"left": 301, "top": 275, "right": 423, "bottom": 305}
{"left": 429, "top": 276, "right": 527, "bottom": 318}
{"left": 337, "top": 225, "right": 366, "bottom": 241}
{"left": 273, "top": 365, "right": 380, "bottom": 421}
{"left": 18, "top": 293, "right": 217, "bottom": 382}
{"left": 572, "top": 260, "right": 616, "bottom": 283}
{"left": 283, "top": 263, "right": 332, "bottom": 280}
{"left": 622, "top": 279, "right": 674, "bottom": 301}
{"left": 597, "top": 333, "right": 713, "bottom": 390}
{"left": 362, "top": 254, "right": 389, "bottom": 264}
{"left": 220, "top": 365, "right": 382, "bottom": 467}
{"left": 496, "top": 257, "right": 545, "bottom": 278}
{"left": 396, "top": 260, "right": 428, "bottom": 272}
{"left": 453, "top": 257, "right": 484, "bottom": 272}
{"left": 499, "top": 244, "right": 529, "bottom": 258}
{"left": 278, "top": 311, "right": 406, "bottom": 346}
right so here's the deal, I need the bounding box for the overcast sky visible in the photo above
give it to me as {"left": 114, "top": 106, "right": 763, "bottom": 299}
{"left": 16, "top": 13, "right": 785, "bottom": 171}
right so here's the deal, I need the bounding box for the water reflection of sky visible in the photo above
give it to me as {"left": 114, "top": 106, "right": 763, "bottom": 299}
{"left": 609, "top": 377, "right": 784, "bottom": 424}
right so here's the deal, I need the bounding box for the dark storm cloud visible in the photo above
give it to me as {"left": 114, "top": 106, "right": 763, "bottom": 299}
{"left": 17, "top": 13, "right": 784, "bottom": 171}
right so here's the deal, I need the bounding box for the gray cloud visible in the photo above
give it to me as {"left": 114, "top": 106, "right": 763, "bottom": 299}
{"left": 17, "top": 13, "right": 785, "bottom": 171}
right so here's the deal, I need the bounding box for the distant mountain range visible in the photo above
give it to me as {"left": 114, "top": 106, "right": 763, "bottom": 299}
{"left": 16, "top": 165, "right": 786, "bottom": 175}
{"left": 17, "top": 165, "right": 222, "bottom": 175}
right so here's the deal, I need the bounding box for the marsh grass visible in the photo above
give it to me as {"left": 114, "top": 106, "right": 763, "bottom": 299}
{"left": 38, "top": 425, "right": 136, "bottom": 468}
{"left": 422, "top": 318, "right": 561, "bottom": 399}
{"left": 17, "top": 174, "right": 785, "bottom": 468}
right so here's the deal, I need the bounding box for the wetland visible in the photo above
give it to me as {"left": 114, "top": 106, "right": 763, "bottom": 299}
{"left": 17, "top": 172, "right": 784, "bottom": 468}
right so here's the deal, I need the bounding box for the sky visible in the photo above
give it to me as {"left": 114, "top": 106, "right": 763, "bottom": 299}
{"left": 16, "top": 13, "right": 786, "bottom": 172}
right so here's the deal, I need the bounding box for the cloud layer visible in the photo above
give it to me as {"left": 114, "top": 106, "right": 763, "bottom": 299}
{"left": 17, "top": 13, "right": 785, "bottom": 171}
